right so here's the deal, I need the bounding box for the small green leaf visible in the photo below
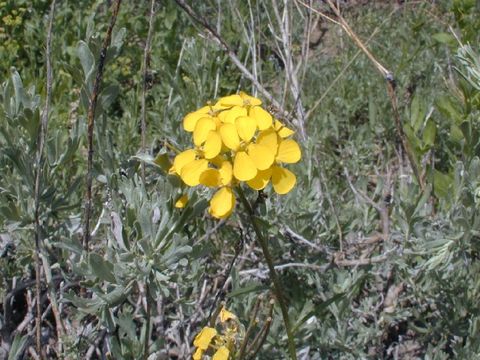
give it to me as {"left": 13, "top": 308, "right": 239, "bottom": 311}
{"left": 432, "top": 32, "right": 456, "bottom": 46}
{"left": 10, "top": 68, "right": 27, "bottom": 113}
{"left": 423, "top": 119, "right": 436, "bottom": 147}
{"left": 8, "top": 334, "right": 28, "bottom": 360}
{"left": 433, "top": 170, "right": 453, "bottom": 198}
{"left": 77, "top": 41, "right": 95, "bottom": 80}
{"left": 89, "top": 253, "right": 116, "bottom": 283}
{"left": 228, "top": 283, "right": 268, "bottom": 298}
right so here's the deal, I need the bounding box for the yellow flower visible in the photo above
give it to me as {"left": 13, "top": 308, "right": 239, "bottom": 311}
{"left": 169, "top": 149, "right": 196, "bottom": 175}
{"left": 219, "top": 307, "right": 237, "bottom": 322}
{"left": 245, "top": 123, "right": 301, "bottom": 193}
{"left": 175, "top": 194, "right": 188, "bottom": 208}
{"left": 192, "top": 307, "right": 240, "bottom": 360}
{"left": 193, "top": 327, "right": 217, "bottom": 350}
{"left": 171, "top": 92, "right": 301, "bottom": 219}
{"left": 183, "top": 106, "right": 211, "bottom": 132}
{"left": 212, "top": 346, "right": 230, "bottom": 360}
{"left": 249, "top": 105, "right": 272, "bottom": 130}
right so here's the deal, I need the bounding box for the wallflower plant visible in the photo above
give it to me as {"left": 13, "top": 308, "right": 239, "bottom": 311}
{"left": 173, "top": 92, "right": 300, "bottom": 359}
{"left": 170, "top": 92, "right": 301, "bottom": 219}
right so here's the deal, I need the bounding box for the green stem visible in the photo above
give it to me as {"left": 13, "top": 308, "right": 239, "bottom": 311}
{"left": 236, "top": 186, "right": 297, "bottom": 360}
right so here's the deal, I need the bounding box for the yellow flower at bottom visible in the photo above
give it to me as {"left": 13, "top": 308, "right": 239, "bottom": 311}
{"left": 209, "top": 187, "right": 235, "bottom": 219}
{"left": 193, "top": 327, "right": 217, "bottom": 350}
{"left": 212, "top": 346, "right": 230, "bottom": 360}
{"left": 219, "top": 307, "right": 237, "bottom": 322}
{"left": 174, "top": 195, "right": 188, "bottom": 208}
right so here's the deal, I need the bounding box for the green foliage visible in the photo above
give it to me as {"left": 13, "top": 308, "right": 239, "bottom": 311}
{"left": 2, "top": 1, "right": 480, "bottom": 359}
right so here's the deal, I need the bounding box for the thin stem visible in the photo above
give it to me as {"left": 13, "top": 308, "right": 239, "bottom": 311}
{"left": 323, "top": 0, "right": 424, "bottom": 190}
{"left": 143, "top": 282, "right": 151, "bottom": 359}
{"left": 236, "top": 187, "right": 297, "bottom": 360}
{"left": 246, "top": 299, "right": 275, "bottom": 358}
{"left": 82, "top": 0, "right": 122, "bottom": 252}
{"left": 33, "top": 1, "right": 56, "bottom": 357}
{"left": 140, "top": 0, "right": 156, "bottom": 182}
{"left": 237, "top": 295, "right": 262, "bottom": 359}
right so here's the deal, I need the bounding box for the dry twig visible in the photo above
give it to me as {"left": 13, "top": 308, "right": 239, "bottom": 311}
{"left": 140, "top": 0, "right": 157, "bottom": 182}
{"left": 298, "top": 0, "right": 424, "bottom": 189}
{"left": 82, "top": 0, "right": 122, "bottom": 251}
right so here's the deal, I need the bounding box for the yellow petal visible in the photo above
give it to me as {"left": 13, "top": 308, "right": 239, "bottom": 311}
{"left": 274, "top": 119, "right": 295, "bottom": 138}
{"left": 247, "top": 168, "right": 272, "bottom": 190}
{"left": 174, "top": 194, "right": 188, "bottom": 208}
{"left": 223, "top": 106, "right": 247, "bottom": 124}
{"left": 194, "top": 117, "right": 216, "bottom": 146}
{"left": 247, "top": 143, "right": 275, "bottom": 170}
{"left": 172, "top": 149, "right": 196, "bottom": 175}
{"left": 276, "top": 139, "right": 301, "bottom": 163}
{"left": 219, "top": 123, "right": 240, "bottom": 150}
{"left": 193, "top": 348, "right": 203, "bottom": 360}
{"left": 212, "top": 346, "right": 230, "bottom": 360}
{"left": 249, "top": 106, "right": 272, "bottom": 130}
{"left": 183, "top": 106, "right": 210, "bottom": 132}
{"left": 219, "top": 307, "right": 236, "bottom": 322}
{"left": 180, "top": 159, "right": 209, "bottom": 186}
{"left": 193, "top": 326, "right": 217, "bottom": 350}
{"left": 256, "top": 128, "right": 278, "bottom": 154}
{"left": 199, "top": 169, "right": 220, "bottom": 187}
{"left": 235, "top": 116, "right": 257, "bottom": 142}
{"left": 209, "top": 187, "right": 236, "bottom": 219}
{"left": 233, "top": 152, "right": 257, "bottom": 181}
{"left": 271, "top": 166, "right": 296, "bottom": 194}
{"left": 212, "top": 101, "right": 229, "bottom": 111}
{"left": 240, "top": 91, "right": 262, "bottom": 106}
{"left": 217, "top": 94, "right": 244, "bottom": 107}
{"left": 203, "top": 131, "right": 222, "bottom": 159}
{"left": 219, "top": 161, "right": 233, "bottom": 186}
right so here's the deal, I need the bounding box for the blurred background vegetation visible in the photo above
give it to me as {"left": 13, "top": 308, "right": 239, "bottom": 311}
{"left": 1, "top": 0, "right": 480, "bottom": 359}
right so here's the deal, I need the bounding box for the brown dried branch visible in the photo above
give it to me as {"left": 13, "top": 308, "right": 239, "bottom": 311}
{"left": 140, "top": 0, "right": 157, "bottom": 181}
{"left": 238, "top": 295, "right": 263, "bottom": 359}
{"left": 323, "top": 0, "right": 423, "bottom": 190}
{"left": 82, "top": 0, "right": 122, "bottom": 252}
{"left": 298, "top": 0, "right": 424, "bottom": 189}
{"left": 239, "top": 253, "right": 392, "bottom": 279}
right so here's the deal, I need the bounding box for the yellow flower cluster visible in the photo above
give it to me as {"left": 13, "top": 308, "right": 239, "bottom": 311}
{"left": 193, "top": 307, "right": 240, "bottom": 360}
{"left": 171, "top": 92, "right": 301, "bottom": 218}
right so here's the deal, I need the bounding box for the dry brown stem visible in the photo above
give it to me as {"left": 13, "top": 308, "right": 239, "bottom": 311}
{"left": 82, "top": 0, "right": 122, "bottom": 251}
